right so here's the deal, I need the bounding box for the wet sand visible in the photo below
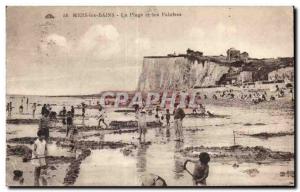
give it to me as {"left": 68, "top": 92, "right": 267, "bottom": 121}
{"left": 6, "top": 95, "right": 294, "bottom": 186}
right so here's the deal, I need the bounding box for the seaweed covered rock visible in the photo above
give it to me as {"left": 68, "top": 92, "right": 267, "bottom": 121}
{"left": 109, "top": 120, "right": 138, "bottom": 128}
{"left": 63, "top": 149, "right": 91, "bottom": 185}
{"left": 109, "top": 120, "right": 162, "bottom": 129}
{"left": 180, "top": 145, "right": 294, "bottom": 163}
{"left": 7, "top": 137, "right": 36, "bottom": 144}
{"left": 7, "top": 137, "right": 66, "bottom": 145}
{"left": 242, "top": 132, "right": 294, "bottom": 139}
{"left": 7, "top": 145, "right": 32, "bottom": 160}
{"left": 6, "top": 119, "right": 39, "bottom": 124}
{"left": 46, "top": 156, "right": 75, "bottom": 165}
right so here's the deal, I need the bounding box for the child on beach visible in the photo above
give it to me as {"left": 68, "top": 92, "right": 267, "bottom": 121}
{"left": 155, "top": 106, "right": 161, "bottom": 124}
{"left": 32, "top": 130, "right": 48, "bottom": 186}
{"left": 192, "top": 152, "right": 210, "bottom": 186}
{"left": 12, "top": 170, "right": 24, "bottom": 185}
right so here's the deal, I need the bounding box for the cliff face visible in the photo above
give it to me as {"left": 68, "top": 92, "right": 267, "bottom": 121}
{"left": 189, "top": 60, "right": 229, "bottom": 88}
{"left": 137, "top": 56, "right": 230, "bottom": 91}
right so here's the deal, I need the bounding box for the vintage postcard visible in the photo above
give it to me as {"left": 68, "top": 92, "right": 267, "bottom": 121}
{"left": 6, "top": 6, "right": 294, "bottom": 187}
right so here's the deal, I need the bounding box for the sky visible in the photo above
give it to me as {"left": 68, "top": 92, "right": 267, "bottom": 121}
{"left": 6, "top": 6, "right": 294, "bottom": 95}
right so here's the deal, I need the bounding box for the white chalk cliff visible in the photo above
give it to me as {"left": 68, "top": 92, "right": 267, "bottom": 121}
{"left": 137, "top": 56, "right": 230, "bottom": 91}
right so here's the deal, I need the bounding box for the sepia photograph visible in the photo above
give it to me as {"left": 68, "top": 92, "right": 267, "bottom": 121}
{"left": 6, "top": 6, "right": 295, "bottom": 187}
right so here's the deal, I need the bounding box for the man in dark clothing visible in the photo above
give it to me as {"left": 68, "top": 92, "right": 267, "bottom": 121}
{"left": 174, "top": 104, "right": 185, "bottom": 142}
{"left": 41, "top": 104, "right": 48, "bottom": 116}
{"left": 71, "top": 106, "right": 75, "bottom": 117}
{"left": 61, "top": 106, "right": 67, "bottom": 125}
{"left": 9, "top": 102, "right": 13, "bottom": 117}
{"left": 19, "top": 105, "right": 23, "bottom": 114}
{"left": 39, "top": 113, "right": 50, "bottom": 141}
{"left": 66, "top": 111, "right": 73, "bottom": 137}
{"left": 82, "top": 103, "right": 86, "bottom": 117}
{"left": 62, "top": 107, "right": 66, "bottom": 116}
{"left": 165, "top": 109, "right": 171, "bottom": 126}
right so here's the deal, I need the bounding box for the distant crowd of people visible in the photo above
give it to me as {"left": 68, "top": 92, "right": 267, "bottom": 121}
{"left": 206, "top": 84, "right": 294, "bottom": 104}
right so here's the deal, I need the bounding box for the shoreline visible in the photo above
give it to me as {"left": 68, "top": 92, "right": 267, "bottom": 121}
{"left": 201, "top": 97, "right": 294, "bottom": 112}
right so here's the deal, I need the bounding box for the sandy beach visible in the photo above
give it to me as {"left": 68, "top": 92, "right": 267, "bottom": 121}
{"left": 6, "top": 91, "right": 295, "bottom": 186}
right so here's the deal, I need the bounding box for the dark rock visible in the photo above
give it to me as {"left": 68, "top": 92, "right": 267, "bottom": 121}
{"left": 63, "top": 149, "right": 91, "bottom": 185}
{"left": 7, "top": 119, "right": 39, "bottom": 124}
{"left": 7, "top": 145, "right": 32, "bottom": 160}
{"left": 180, "top": 145, "right": 294, "bottom": 163}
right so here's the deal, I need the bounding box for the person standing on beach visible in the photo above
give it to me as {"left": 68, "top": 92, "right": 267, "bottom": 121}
{"left": 9, "top": 102, "right": 13, "bottom": 117}
{"left": 39, "top": 113, "right": 50, "bottom": 141}
{"left": 19, "top": 104, "right": 23, "bottom": 114}
{"left": 165, "top": 109, "right": 171, "bottom": 126}
{"left": 32, "top": 130, "right": 48, "bottom": 186}
{"left": 6, "top": 103, "right": 9, "bottom": 113}
{"left": 32, "top": 103, "right": 37, "bottom": 118}
{"left": 165, "top": 109, "right": 171, "bottom": 138}
{"left": 26, "top": 98, "right": 29, "bottom": 109}
{"left": 71, "top": 106, "right": 75, "bottom": 117}
{"left": 62, "top": 106, "right": 66, "bottom": 116}
{"left": 137, "top": 110, "right": 147, "bottom": 142}
{"left": 97, "top": 107, "right": 108, "bottom": 129}
{"left": 82, "top": 103, "right": 86, "bottom": 117}
{"left": 61, "top": 106, "right": 67, "bottom": 126}
{"left": 174, "top": 104, "right": 185, "bottom": 142}
{"left": 41, "top": 104, "right": 47, "bottom": 116}
{"left": 290, "top": 89, "right": 294, "bottom": 101}
{"left": 155, "top": 106, "right": 159, "bottom": 115}
{"left": 155, "top": 106, "right": 161, "bottom": 124}
{"left": 66, "top": 111, "right": 73, "bottom": 137}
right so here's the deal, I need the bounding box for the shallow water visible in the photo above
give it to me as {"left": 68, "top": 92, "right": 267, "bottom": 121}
{"left": 75, "top": 129, "right": 294, "bottom": 186}
{"left": 6, "top": 95, "right": 294, "bottom": 186}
